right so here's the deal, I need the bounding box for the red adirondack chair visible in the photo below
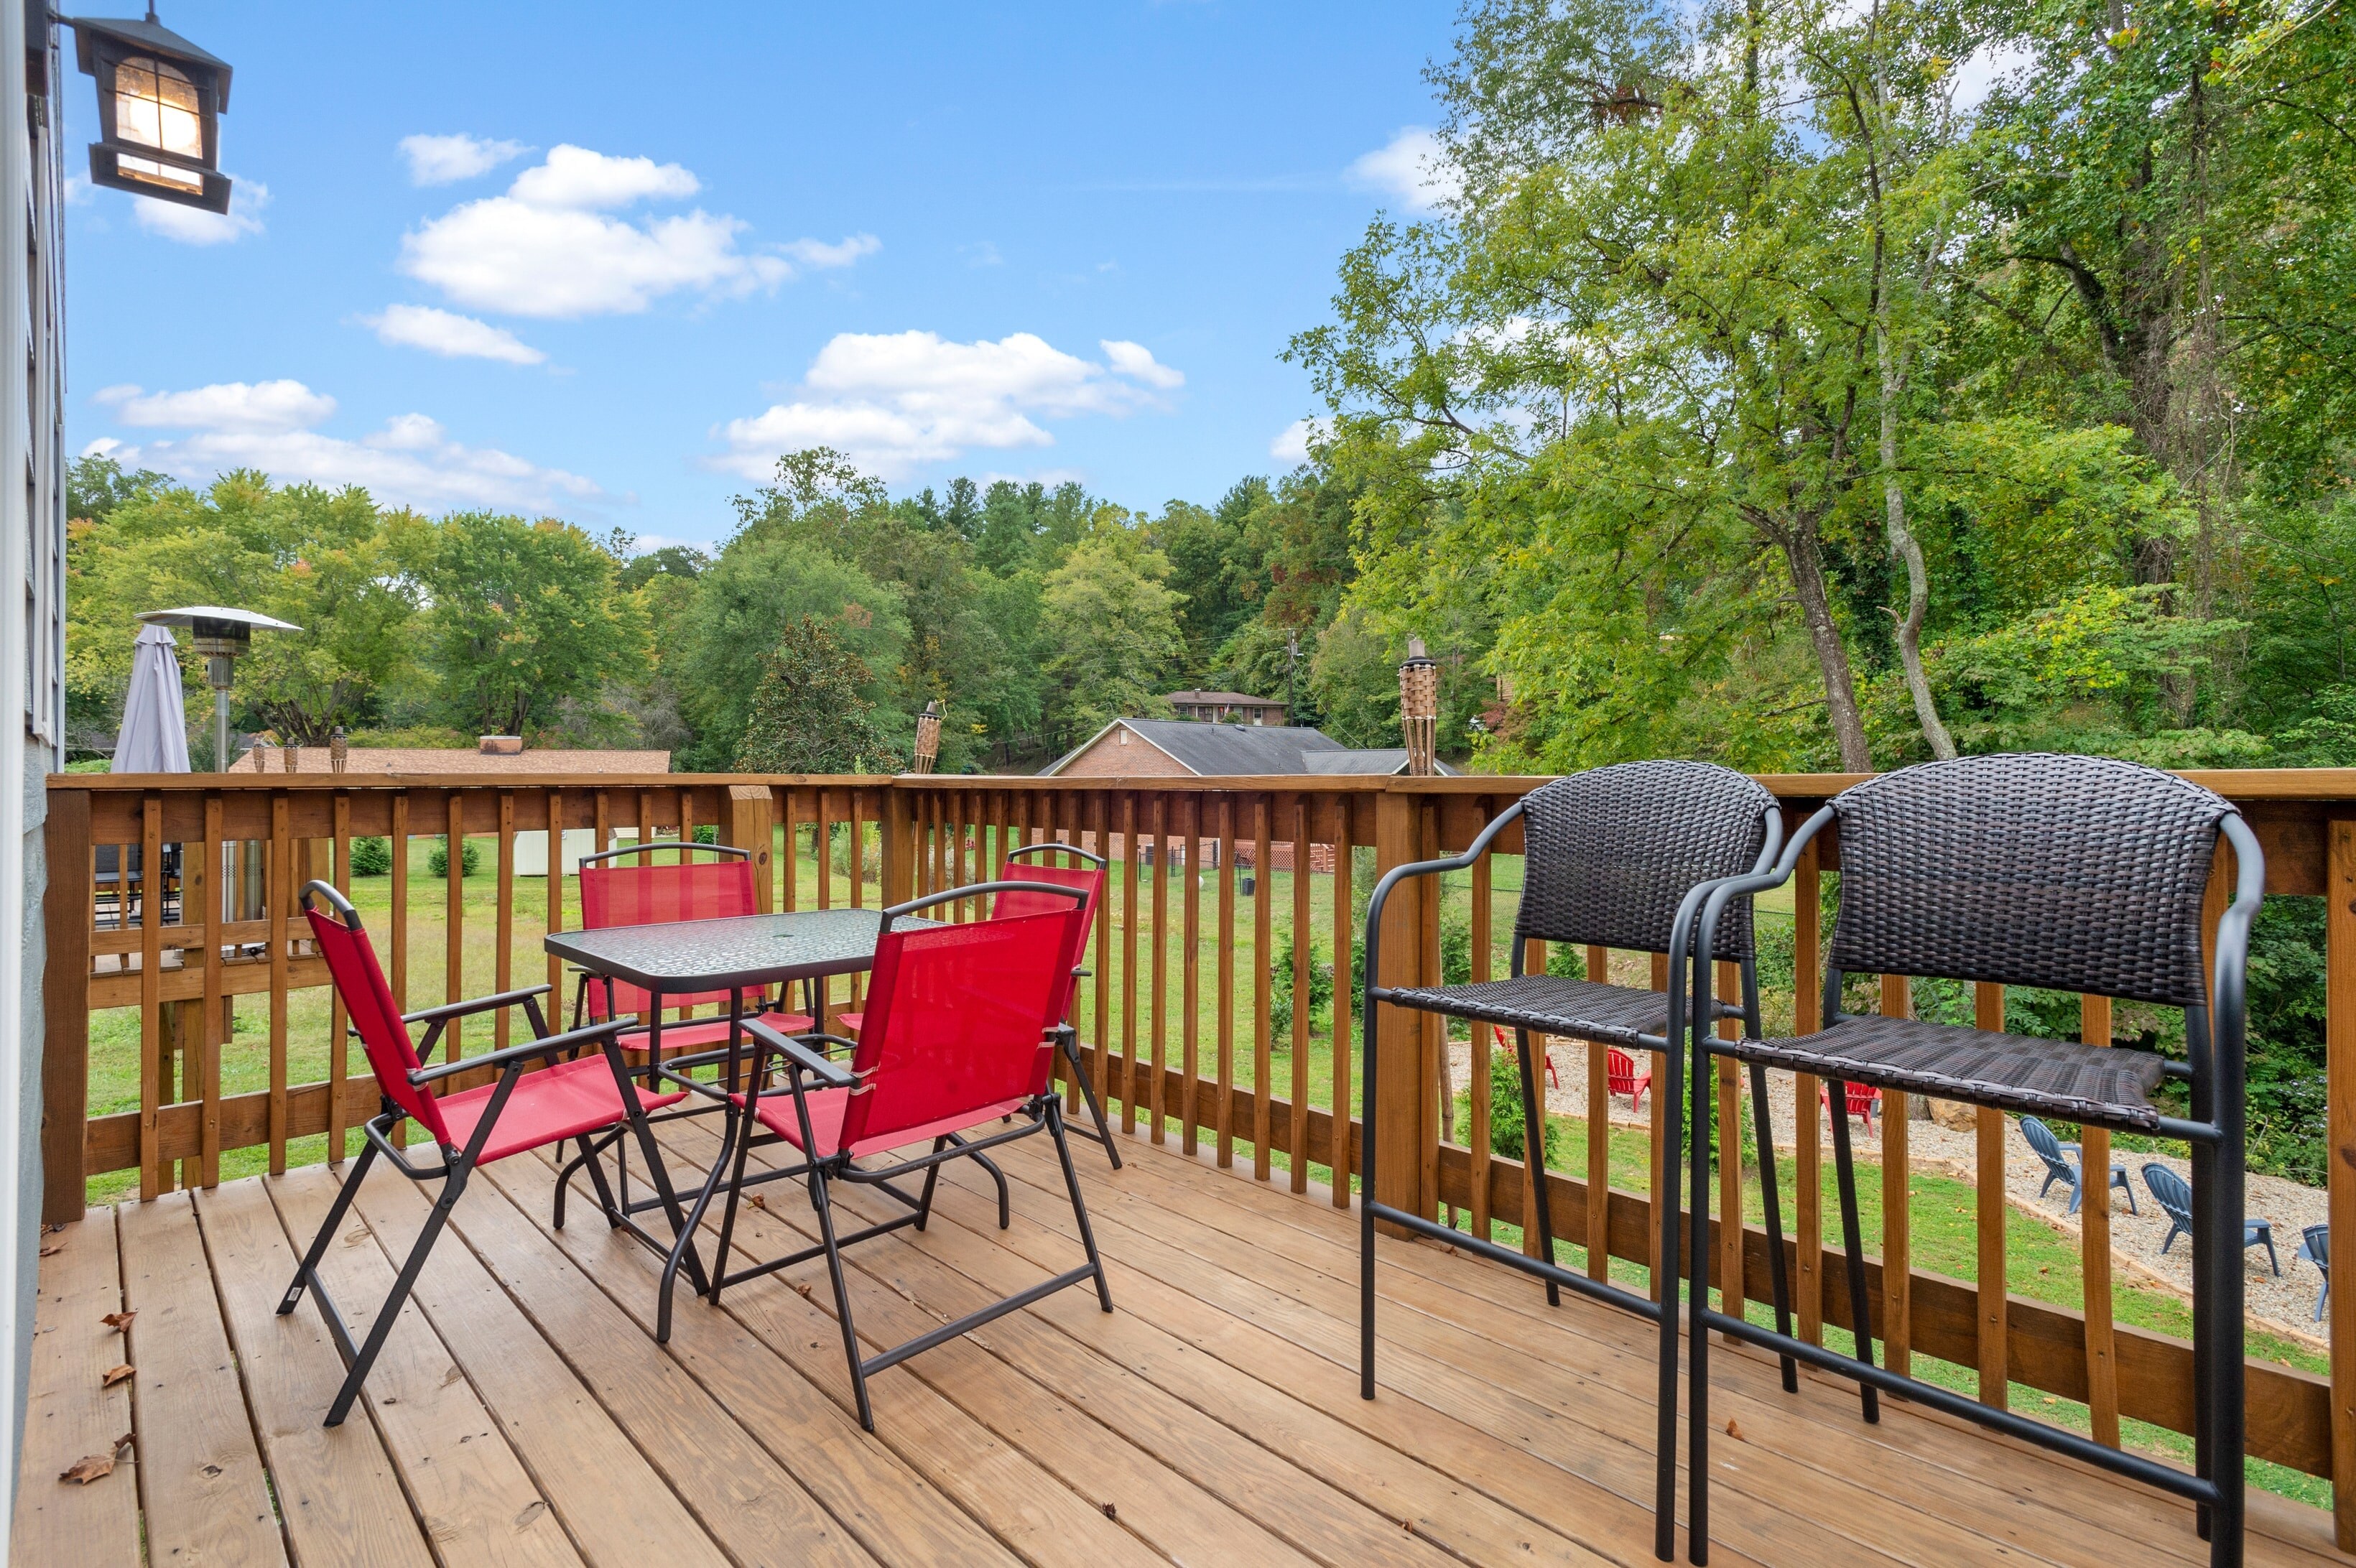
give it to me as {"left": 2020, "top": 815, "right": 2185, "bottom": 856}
{"left": 279, "top": 880, "right": 691, "bottom": 1426}
{"left": 1821, "top": 1079, "right": 1882, "bottom": 1131}
{"left": 666, "top": 878, "right": 1111, "bottom": 1429}
{"left": 837, "top": 842, "right": 1118, "bottom": 1166}
{"left": 1607, "top": 1047, "right": 1652, "bottom": 1110}
{"left": 573, "top": 840, "right": 815, "bottom": 1052}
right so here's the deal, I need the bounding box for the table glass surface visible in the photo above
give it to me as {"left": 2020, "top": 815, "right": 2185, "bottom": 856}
{"left": 543, "top": 907, "right": 937, "bottom": 993}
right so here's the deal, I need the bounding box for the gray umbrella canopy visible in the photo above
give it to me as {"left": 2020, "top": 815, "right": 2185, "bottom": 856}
{"left": 113, "top": 623, "right": 192, "bottom": 774}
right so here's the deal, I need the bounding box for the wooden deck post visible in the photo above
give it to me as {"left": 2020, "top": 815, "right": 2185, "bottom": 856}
{"left": 1372, "top": 786, "right": 1432, "bottom": 1233}
{"left": 726, "top": 785, "right": 776, "bottom": 912}
{"left": 39, "top": 787, "right": 89, "bottom": 1224}
{"left": 2327, "top": 819, "right": 2356, "bottom": 1548}
{"left": 878, "top": 784, "right": 914, "bottom": 909}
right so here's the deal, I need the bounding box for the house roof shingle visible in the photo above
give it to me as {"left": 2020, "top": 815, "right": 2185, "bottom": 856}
{"left": 1046, "top": 719, "right": 1458, "bottom": 776}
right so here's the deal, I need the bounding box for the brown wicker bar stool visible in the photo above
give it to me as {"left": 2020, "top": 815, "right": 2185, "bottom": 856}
{"left": 1684, "top": 753, "right": 2260, "bottom": 1567}
{"left": 1359, "top": 759, "right": 1784, "bottom": 1564}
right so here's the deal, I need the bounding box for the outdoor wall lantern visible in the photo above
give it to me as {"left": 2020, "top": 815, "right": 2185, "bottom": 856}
{"left": 912, "top": 700, "right": 943, "bottom": 775}
{"left": 137, "top": 606, "right": 297, "bottom": 773}
{"left": 68, "top": 6, "right": 233, "bottom": 213}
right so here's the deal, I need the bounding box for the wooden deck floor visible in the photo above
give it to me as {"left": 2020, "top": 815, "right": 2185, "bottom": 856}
{"left": 14, "top": 1115, "right": 2353, "bottom": 1568}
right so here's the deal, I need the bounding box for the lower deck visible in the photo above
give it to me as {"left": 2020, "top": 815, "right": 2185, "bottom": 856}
{"left": 13, "top": 1113, "right": 2350, "bottom": 1567}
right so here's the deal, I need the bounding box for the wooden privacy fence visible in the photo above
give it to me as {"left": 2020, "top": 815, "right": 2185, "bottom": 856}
{"left": 36, "top": 766, "right": 2356, "bottom": 1545}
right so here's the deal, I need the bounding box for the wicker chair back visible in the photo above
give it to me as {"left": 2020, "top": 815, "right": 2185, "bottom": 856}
{"left": 1824, "top": 753, "right": 2231, "bottom": 1007}
{"left": 1513, "top": 760, "right": 1776, "bottom": 957}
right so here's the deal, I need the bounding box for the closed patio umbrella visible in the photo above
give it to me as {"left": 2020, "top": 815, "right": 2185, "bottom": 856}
{"left": 114, "top": 622, "right": 191, "bottom": 774}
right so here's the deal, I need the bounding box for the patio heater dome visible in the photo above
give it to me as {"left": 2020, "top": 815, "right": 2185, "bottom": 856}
{"left": 136, "top": 606, "right": 298, "bottom": 774}
{"left": 68, "top": 7, "right": 235, "bottom": 213}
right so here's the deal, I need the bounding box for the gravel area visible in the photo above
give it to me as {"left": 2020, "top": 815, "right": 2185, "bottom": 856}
{"left": 1445, "top": 1035, "right": 2330, "bottom": 1352}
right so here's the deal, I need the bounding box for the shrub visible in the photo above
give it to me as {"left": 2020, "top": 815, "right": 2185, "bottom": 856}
{"left": 1477, "top": 1048, "right": 1569, "bottom": 1166}
{"left": 427, "top": 837, "right": 481, "bottom": 878}
{"left": 350, "top": 836, "right": 392, "bottom": 876}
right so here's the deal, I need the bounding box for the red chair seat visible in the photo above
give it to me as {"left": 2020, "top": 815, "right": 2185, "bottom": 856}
{"left": 835, "top": 1011, "right": 863, "bottom": 1035}
{"left": 738, "top": 1085, "right": 1029, "bottom": 1159}
{"left": 616, "top": 1009, "right": 813, "bottom": 1052}
{"left": 438, "top": 1056, "right": 685, "bottom": 1165}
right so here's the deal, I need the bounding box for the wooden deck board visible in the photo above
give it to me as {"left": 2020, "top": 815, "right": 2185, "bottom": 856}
{"left": 116, "top": 1190, "right": 289, "bottom": 1567}
{"left": 20, "top": 1121, "right": 2350, "bottom": 1567}
{"left": 194, "top": 1177, "right": 433, "bottom": 1568}
{"left": 10, "top": 1211, "right": 141, "bottom": 1568}
{"left": 264, "top": 1167, "right": 584, "bottom": 1568}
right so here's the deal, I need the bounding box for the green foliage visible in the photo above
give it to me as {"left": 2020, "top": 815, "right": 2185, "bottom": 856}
{"left": 1478, "top": 1047, "right": 1567, "bottom": 1166}
{"left": 349, "top": 837, "right": 391, "bottom": 877}
{"left": 733, "top": 616, "right": 906, "bottom": 774}
{"left": 426, "top": 837, "right": 480, "bottom": 878}
{"left": 1039, "top": 523, "right": 1188, "bottom": 745}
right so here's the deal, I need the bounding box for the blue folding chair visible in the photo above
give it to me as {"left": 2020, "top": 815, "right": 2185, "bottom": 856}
{"left": 2019, "top": 1114, "right": 2135, "bottom": 1216}
{"left": 2296, "top": 1225, "right": 2329, "bottom": 1321}
{"left": 2146, "top": 1162, "right": 2277, "bottom": 1274}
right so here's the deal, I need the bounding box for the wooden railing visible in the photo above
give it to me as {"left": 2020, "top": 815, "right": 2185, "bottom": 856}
{"left": 37, "top": 766, "right": 2356, "bottom": 1545}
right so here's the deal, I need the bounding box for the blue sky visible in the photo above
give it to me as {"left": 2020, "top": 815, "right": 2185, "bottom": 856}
{"left": 65, "top": 1, "right": 1458, "bottom": 552}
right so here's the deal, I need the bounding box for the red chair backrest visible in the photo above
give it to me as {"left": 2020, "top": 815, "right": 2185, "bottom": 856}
{"left": 303, "top": 894, "right": 453, "bottom": 1146}
{"left": 1606, "top": 1048, "right": 1646, "bottom": 1092}
{"left": 578, "top": 853, "right": 761, "bottom": 1016}
{"left": 990, "top": 862, "right": 1103, "bottom": 1024}
{"left": 1847, "top": 1082, "right": 1880, "bottom": 1115}
{"left": 838, "top": 906, "right": 1083, "bottom": 1151}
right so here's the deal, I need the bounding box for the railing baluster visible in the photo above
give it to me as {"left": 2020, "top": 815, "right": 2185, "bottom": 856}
{"left": 1975, "top": 980, "right": 2008, "bottom": 1408}
{"left": 816, "top": 788, "right": 836, "bottom": 1033}
{"left": 1290, "top": 796, "right": 1312, "bottom": 1193}
{"left": 199, "top": 792, "right": 223, "bottom": 1188}
{"left": 1330, "top": 796, "right": 1353, "bottom": 1206}
{"left": 1650, "top": 950, "right": 1669, "bottom": 1300}
{"left": 389, "top": 791, "right": 410, "bottom": 1146}
{"left": 2081, "top": 991, "right": 2120, "bottom": 1448}
{"left": 1122, "top": 792, "right": 1140, "bottom": 1134}
{"left": 1184, "top": 794, "right": 1203, "bottom": 1156}
{"left": 1151, "top": 793, "right": 1170, "bottom": 1146}
{"left": 1587, "top": 945, "right": 1610, "bottom": 1282}
{"left": 1253, "top": 793, "right": 1274, "bottom": 1182}
{"left": 445, "top": 794, "right": 465, "bottom": 1077}
{"left": 269, "top": 791, "right": 291, "bottom": 1173}
{"left": 545, "top": 787, "right": 564, "bottom": 1010}
{"left": 329, "top": 792, "right": 353, "bottom": 1164}
{"left": 1469, "top": 800, "right": 1493, "bottom": 1238}
{"left": 1092, "top": 791, "right": 1112, "bottom": 1128}
{"left": 1218, "top": 794, "right": 1236, "bottom": 1169}
{"left": 1880, "top": 970, "right": 1913, "bottom": 1376}
{"left": 1718, "top": 957, "right": 1742, "bottom": 1337}
{"left": 138, "top": 792, "right": 162, "bottom": 1200}
{"left": 494, "top": 792, "right": 515, "bottom": 1055}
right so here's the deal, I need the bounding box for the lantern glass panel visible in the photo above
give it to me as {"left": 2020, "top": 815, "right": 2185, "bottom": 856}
{"left": 113, "top": 55, "right": 204, "bottom": 163}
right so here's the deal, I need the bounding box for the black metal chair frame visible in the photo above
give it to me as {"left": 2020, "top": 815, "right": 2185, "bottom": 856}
{"left": 1358, "top": 764, "right": 1784, "bottom": 1564}
{"left": 1002, "top": 840, "right": 1123, "bottom": 1169}
{"left": 1681, "top": 766, "right": 2260, "bottom": 1567}
{"left": 647, "top": 878, "right": 1114, "bottom": 1429}
{"left": 276, "top": 881, "right": 701, "bottom": 1428}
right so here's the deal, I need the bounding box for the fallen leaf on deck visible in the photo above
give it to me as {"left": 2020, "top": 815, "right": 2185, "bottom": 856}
{"left": 100, "top": 1310, "right": 136, "bottom": 1331}
{"left": 37, "top": 1244, "right": 60, "bottom": 1258}
{"left": 1725, "top": 1419, "right": 1743, "bottom": 1441}
{"left": 59, "top": 1433, "right": 131, "bottom": 1484}
{"left": 101, "top": 1364, "right": 134, "bottom": 1388}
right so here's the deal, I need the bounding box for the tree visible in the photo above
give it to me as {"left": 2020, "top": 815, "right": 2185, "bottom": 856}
{"left": 1039, "top": 523, "right": 1188, "bottom": 743}
{"left": 417, "top": 514, "right": 651, "bottom": 739}
{"left": 734, "top": 616, "right": 905, "bottom": 774}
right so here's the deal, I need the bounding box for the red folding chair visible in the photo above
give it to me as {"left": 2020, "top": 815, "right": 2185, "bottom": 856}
{"left": 1606, "top": 1047, "right": 1652, "bottom": 1110}
{"left": 660, "top": 877, "right": 1112, "bottom": 1429}
{"left": 1821, "top": 1079, "right": 1881, "bottom": 1131}
{"left": 277, "top": 881, "right": 694, "bottom": 1426}
{"left": 572, "top": 840, "right": 815, "bottom": 1049}
{"left": 838, "top": 842, "right": 1120, "bottom": 1167}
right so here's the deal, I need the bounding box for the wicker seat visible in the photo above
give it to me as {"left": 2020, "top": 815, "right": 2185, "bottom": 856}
{"left": 1678, "top": 753, "right": 2262, "bottom": 1568}
{"left": 1717, "top": 1013, "right": 2170, "bottom": 1130}
{"left": 1358, "top": 759, "right": 1783, "bottom": 1566}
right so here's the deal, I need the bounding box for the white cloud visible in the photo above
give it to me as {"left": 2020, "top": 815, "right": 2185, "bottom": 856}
{"left": 778, "top": 233, "right": 881, "bottom": 269}
{"left": 399, "top": 133, "right": 531, "bottom": 186}
{"left": 713, "top": 330, "right": 1184, "bottom": 481}
{"left": 507, "top": 144, "right": 698, "bottom": 208}
{"left": 1347, "top": 127, "right": 1461, "bottom": 214}
{"left": 134, "top": 178, "right": 267, "bottom": 245}
{"left": 93, "top": 379, "right": 600, "bottom": 512}
{"left": 1271, "top": 417, "right": 1328, "bottom": 463}
{"left": 363, "top": 303, "right": 547, "bottom": 365}
{"left": 1100, "top": 340, "right": 1184, "bottom": 390}
{"left": 398, "top": 144, "right": 836, "bottom": 318}
{"left": 1952, "top": 39, "right": 2034, "bottom": 113}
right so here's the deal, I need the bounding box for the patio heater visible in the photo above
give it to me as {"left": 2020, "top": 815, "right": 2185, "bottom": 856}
{"left": 912, "top": 700, "right": 943, "bottom": 774}
{"left": 68, "top": 7, "right": 236, "bottom": 213}
{"left": 136, "top": 606, "right": 300, "bottom": 774}
{"left": 1399, "top": 637, "right": 1438, "bottom": 776}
